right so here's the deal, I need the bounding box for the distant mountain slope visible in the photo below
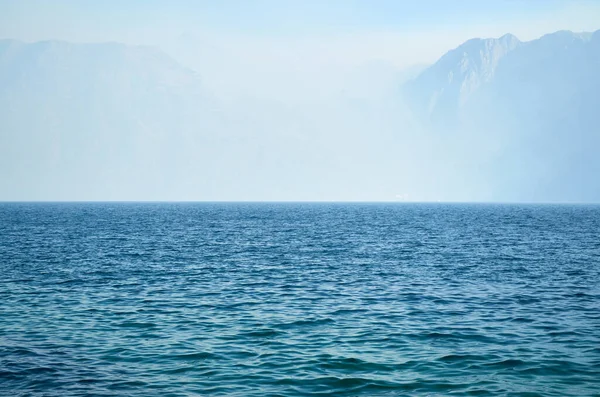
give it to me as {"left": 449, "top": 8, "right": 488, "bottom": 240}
{"left": 404, "top": 30, "right": 600, "bottom": 124}
{"left": 404, "top": 33, "right": 521, "bottom": 126}
{"left": 0, "top": 40, "right": 221, "bottom": 199}
{"left": 0, "top": 39, "right": 416, "bottom": 201}
{"left": 402, "top": 30, "right": 600, "bottom": 202}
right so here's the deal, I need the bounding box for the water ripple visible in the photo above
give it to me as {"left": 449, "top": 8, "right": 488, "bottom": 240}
{"left": 1, "top": 202, "right": 599, "bottom": 396}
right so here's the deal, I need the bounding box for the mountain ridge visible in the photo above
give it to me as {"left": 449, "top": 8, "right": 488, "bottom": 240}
{"left": 403, "top": 28, "right": 600, "bottom": 202}
{"left": 1, "top": 30, "right": 599, "bottom": 202}
{"left": 0, "top": 39, "right": 221, "bottom": 200}
{"left": 404, "top": 29, "right": 599, "bottom": 125}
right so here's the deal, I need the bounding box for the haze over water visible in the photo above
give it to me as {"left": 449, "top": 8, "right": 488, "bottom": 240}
{"left": 1, "top": 203, "right": 599, "bottom": 396}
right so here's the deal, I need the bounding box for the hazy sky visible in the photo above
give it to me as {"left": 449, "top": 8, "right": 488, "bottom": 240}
{"left": 2, "top": 0, "right": 600, "bottom": 67}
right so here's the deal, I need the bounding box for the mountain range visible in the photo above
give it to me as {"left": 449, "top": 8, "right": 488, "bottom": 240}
{"left": 1, "top": 30, "right": 599, "bottom": 201}
{"left": 404, "top": 29, "right": 600, "bottom": 202}
{"left": 0, "top": 40, "right": 220, "bottom": 199}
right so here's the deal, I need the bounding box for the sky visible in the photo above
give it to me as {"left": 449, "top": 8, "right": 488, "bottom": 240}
{"left": 2, "top": 0, "right": 600, "bottom": 67}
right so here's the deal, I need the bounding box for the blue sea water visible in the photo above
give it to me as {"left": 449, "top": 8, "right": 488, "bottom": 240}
{"left": 1, "top": 202, "right": 599, "bottom": 396}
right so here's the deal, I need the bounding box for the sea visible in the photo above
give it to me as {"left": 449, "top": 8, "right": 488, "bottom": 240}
{"left": 1, "top": 202, "right": 599, "bottom": 396}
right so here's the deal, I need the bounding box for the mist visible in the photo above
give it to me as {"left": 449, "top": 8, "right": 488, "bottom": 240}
{"left": 1, "top": 1, "right": 600, "bottom": 202}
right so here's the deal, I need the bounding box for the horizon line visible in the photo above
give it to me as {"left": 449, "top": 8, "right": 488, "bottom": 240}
{"left": 1, "top": 200, "right": 599, "bottom": 205}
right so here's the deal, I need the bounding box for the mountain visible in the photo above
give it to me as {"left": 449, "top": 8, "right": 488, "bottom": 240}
{"left": 2, "top": 32, "right": 599, "bottom": 202}
{"left": 405, "top": 29, "right": 600, "bottom": 130}
{"left": 404, "top": 33, "right": 521, "bottom": 127}
{"left": 0, "top": 39, "right": 411, "bottom": 201}
{"left": 403, "top": 30, "right": 600, "bottom": 202}
{"left": 0, "top": 40, "right": 225, "bottom": 200}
